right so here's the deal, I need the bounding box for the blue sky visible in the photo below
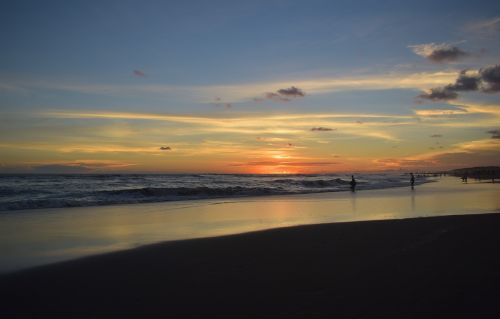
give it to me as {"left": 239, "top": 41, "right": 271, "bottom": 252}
{"left": 1, "top": 0, "right": 499, "bottom": 173}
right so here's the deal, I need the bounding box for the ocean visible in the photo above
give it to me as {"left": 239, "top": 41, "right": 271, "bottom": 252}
{"left": 0, "top": 173, "right": 425, "bottom": 212}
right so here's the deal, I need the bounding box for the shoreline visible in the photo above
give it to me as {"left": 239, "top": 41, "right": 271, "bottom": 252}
{"left": 0, "top": 175, "right": 435, "bottom": 213}
{"left": 2, "top": 212, "right": 500, "bottom": 318}
{"left": 1, "top": 176, "right": 499, "bottom": 273}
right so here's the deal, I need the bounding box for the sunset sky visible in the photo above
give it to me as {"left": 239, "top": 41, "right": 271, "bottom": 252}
{"left": 1, "top": 0, "right": 499, "bottom": 174}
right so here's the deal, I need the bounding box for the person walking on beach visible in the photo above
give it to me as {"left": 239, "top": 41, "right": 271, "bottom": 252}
{"left": 350, "top": 175, "right": 357, "bottom": 192}
{"left": 410, "top": 173, "right": 415, "bottom": 190}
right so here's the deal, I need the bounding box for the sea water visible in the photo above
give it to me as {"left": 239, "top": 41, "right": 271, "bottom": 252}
{"left": 0, "top": 173, "right": 426, "bottom": 212}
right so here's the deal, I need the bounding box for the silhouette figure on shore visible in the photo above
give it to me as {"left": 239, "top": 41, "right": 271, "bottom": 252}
{"left": 410, "top": 173, "right": 415, "bottom": 190}
{"left": 350, "top": 175, "right": 357, "bottom": 192}
{"left": 462, "top": 173, "right": 468, "bottom": 183}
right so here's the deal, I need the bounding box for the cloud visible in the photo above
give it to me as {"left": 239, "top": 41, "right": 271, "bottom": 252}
{"left": 257, "top": 86, "right": 306, "bottom": 102}
{"left": 133, "top": 70, "right": 146, "bottom": 77}
{"left": 407, "top": 139, "right": 499, "bottom": 170}
{"left": 277, "top": 86, "right": 305, "bottom": 97}
{"left": 418, "top": 65, "right": 500, "bottom": 100}
{"left": 374, "top": 139, "right": 500, "bottom": 170}
{"left": 487, "top": 129, "right": 500, "bottom": 139}
{"left": 256, "top": 137, "right": 287, "bottom": 143}
{"left": 466, "top": 16, "right": 500, "bottom": 36}
{"left": 409, "top": 43, "right": 468, "bottom": 63}
{"left": 160, "top": 146, "right": 172, "bottom": 150}
{"left": 373, "top": 158, "right": 436, "bottom": 169}
{"left": 479, "top": 65, "right": 500, "bottom": 92}
{"left": 446, "top": 71, "right": 480, "bottom": 91}
{"left": 264, "top": 92, "right": 290, "bottom": 102}
{"left": 37, "top": 110, "right": 416, "bottom": 143}
{"left": 418, "top": 87, "right": 458, "bottom": 101}
{"left": 3, "top": 70, "right": 458, "bottom": 102}
{"left": 311, "top": 127, "right": 335, "bottom": 131}
{"left": 430, "top": 134, "right": 443, "bottom": 138}
{"left": 412, "top": 105, "right": 470, "bottom": 119}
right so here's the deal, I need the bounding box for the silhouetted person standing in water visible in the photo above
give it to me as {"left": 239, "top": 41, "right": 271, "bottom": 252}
{"left": 410, "top": 173, "right": 415, "bottom": 190}
{"left": 350, "top": 175, "right": 357, "bottom": 192}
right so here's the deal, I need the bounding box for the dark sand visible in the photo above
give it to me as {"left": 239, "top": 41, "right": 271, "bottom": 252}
{"left": 2, "top": 213, "right": 500, "bottom": 318}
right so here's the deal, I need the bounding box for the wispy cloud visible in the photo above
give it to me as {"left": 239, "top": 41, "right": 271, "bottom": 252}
{"left": 41, "top": 110, "right": 414, "bottom": 125}
{"left": 465, "top": 16, "right": 500, "bottom": 36}
{"left": 39, "top": 110, "right": 412, "bottom": 140}
{"left": 0, "top": 142, "right": 178, "bottom": 154}
{"left": 1, "top": 70, "right": 458, "bottom": 102}
{"left": 410, "top": 102, "right": 500, "bottom": 127}
{"left": 374, "top": 138, "right": 500, "bottom": 170}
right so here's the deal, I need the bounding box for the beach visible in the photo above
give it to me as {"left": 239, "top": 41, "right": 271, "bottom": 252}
{"left": 1, "top": 177, "right": 500, "bottom": 318}
{"left": 1, "top": 176, "right": 499, "bottom": 273}
{"left": 0, "top": 177, "right": 500, "bottom": 318}
{"left": 2, "top": 212, "right": 500, "bottom": 318}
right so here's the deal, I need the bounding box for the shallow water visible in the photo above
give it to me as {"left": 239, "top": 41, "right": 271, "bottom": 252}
{"left": 0, "top": 176, "right": 498, "bottom": 273}
{"left": 0, "top": 173, "right": 426, "bottom": 211}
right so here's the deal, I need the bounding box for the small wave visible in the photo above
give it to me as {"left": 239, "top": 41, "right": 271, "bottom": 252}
{"left": 103, "top": 186, "right": 287, "bottom": 197}
{"left": 299, "top": 178, "right": 351, "bottom": 187}
{"left": 0, "top": 186, "right": 292, "bottom": 211}
{"left": 272, "top": 178, "right": 350, "bottom": 188}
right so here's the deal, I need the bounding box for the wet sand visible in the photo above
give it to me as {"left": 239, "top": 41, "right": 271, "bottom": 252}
{"left": 1, "top": 177, "right": 499, "bottom": 272}
{"left": 2, "top": 212, "right": 500, "bottom": 318}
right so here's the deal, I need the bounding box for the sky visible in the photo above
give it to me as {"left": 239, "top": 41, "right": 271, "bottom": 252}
{"left": 1, "top": 0, "right": 499, "bottom": 174}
